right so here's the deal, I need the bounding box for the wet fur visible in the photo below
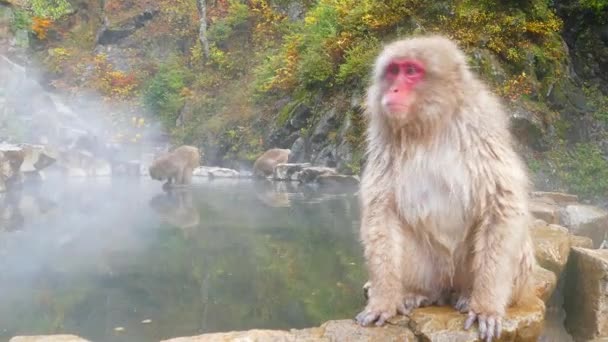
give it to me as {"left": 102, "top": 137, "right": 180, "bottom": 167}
{"left": 356, "top": 35, "right": 537, "bottom": 340}
{"left": 149, "top": 145, "right": 201, "bottom": 187}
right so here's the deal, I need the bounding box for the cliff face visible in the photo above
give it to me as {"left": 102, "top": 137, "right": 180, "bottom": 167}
{"left": 1, "top": 0, "right": 607, "bottom": 199}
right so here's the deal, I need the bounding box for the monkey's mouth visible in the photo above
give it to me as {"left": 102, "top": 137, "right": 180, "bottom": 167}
{"left": 383, "top": 103, "right": 411, "bottom": 118}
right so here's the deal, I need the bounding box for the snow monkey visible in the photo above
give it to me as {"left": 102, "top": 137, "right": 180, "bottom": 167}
{"left": 355, "top": 35, "right": 537, "bottom": 342}
{"left": 252, "top": 148, "right": 291, "bottom": 178}
{"left": 149, "top": 145, "right": 201, "bottom": 188}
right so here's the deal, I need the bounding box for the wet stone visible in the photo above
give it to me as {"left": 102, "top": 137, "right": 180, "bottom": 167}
{"left": 531, "top": 223, "right": 572, "bottom": 275}
{"left": 564, "top": 248, "right": 608, "bottom": 341}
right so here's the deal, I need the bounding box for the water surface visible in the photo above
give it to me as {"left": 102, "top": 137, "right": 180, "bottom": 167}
{"left": 0, "top": 178, "right": 366, "bottom": 341}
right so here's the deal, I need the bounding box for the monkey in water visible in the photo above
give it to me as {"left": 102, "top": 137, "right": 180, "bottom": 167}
{"left": 149, "top": 145, "right": 201, "bottom": 188}
{"left": 355, "top": 35, "right": 537, "bottom": 342}
{"left": 252, "top": 148, "right": 291, "bottom": 178}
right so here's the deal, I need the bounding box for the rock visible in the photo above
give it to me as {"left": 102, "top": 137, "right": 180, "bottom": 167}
{"left": 97, "top": 10, "right": 159, "bottom": 45}
{"left": 297, "top": 166, "right": 338, "bottom": 184}
{"left": 529, "top": 199, "right": 560, "bottom": 224}
{"left": 273, "top": 163, "right": 310, "bottom": 181}
{"left": 192, "top": 166, "right": 240, "bottom": 178}
{"left": 288, "top": 103, "right": 312, "bottom": 130}
{"left": 9, "top": 336, "right": 91, "bottom": 342}
{"left": 289, "top": 137, "right": 306, "bottom": 163}
{"left": 408, "top": 299, "right": 545, "bottom": 342}
{"left": 564, "top": 248, "right": 608, "bottom": 340}
{"left": 316, "top": 174, "right": 360, "bottom": 188}
{"left": 560, "top": 204, "right": 608, "bottom": 248}
{"left": 163, "top": 303, "right": 545, "bottom": 341}
{"left": 162, "top": 330, "right": 297, "bottom": 341}
{"left": 162, "top": 319, "right": 416, "bottom": 342}
{"left": 311, "top": 108, "right": 337, "bottom": 144}
{"left": 533, "top": 266, "right": 557, "bottom": 303}
{"left": 320, "top": 319, "right": 415, "bottom": 341}
{"left": 0, "top": 144, "right": 25, "bottom": 190}
{"left": 17, "top": 143, "right": 57, "bottom": 172}
{"left": 510, "top": 105, "right": 546, "bottom": 151}
{"left": 531, "top": 223, "right": 571, "bottom": 275}
{"left": 531, "top": 191, "right": 578, "bottom": 205}
{"left": 570, "top": 235, "right": 594, "bottom": 249}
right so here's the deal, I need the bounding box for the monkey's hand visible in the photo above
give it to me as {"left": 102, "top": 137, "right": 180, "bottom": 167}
{"left": 464, "top": 306, "right": 503, "bottom": 342}
{"left": 355, "top": 296, "right": 407, "bottom": 327}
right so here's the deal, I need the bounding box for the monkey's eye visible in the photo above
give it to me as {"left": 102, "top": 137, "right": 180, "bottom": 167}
{"left": 387, "top": 63, "right": 400, "bottom": 76}
{"left": 405, "top": 64, "right": 419, "bottom": 75}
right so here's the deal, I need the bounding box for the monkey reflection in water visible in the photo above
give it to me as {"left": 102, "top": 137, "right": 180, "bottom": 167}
{"left": 253, "top": 179, "right": 294, "bottom": 208}
{"left": 149, "top": 145, "right": 201, "bottom": 190}
{"left": 149, "top": 188, "right": 200, "bottom": 232}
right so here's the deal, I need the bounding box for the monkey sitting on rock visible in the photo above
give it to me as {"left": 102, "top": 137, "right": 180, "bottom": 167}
{"left": 355, "top": 35, "right": 538, "bottom": 342}
{"left": 149, "top": 145, "right": 201, "bottom": 189}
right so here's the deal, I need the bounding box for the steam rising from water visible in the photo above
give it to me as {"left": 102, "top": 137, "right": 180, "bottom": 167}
{"left": 0, "top": 53, "right": 168, "bottom": 164}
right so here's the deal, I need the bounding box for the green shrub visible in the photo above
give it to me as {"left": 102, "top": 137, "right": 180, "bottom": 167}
{"left": 336, "top": 36, "right": 381, "bottom": 86}
{"left": 143, "top": 63, "right": 188, "bottom": 127}
{"left": 10, "top": 9, "right": 31, "bottom": 32}
{"left": 208, "top": 0, "right": 250, "bottom": 44}
{"left": 30, "top": 0, "right": 73, "bottom": 20}
{"left": 547, "top": 142, "right": 608, "bottom": 197}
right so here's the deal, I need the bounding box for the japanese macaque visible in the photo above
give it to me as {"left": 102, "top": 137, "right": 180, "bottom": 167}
{"left": 149, "top": 145, "right": 201, "bottom": 188}
{"left": 355, "top": 35, "right": 537, "bottom": 342}
{"left": 252, "top": 148, "right": 291, "bottom": 178}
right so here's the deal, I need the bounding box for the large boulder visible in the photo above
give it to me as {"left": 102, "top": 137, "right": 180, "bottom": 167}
{"left": 529, "top": 198, "right": 560, "bottom": 224}
{"left": 564, "top": 248, "right": 608, "bottom": 341}
{"left": 408, "top": 299, "right": 545, "bottom": 342}
{"left": 531, "top": 221, "right": 572, "bottom": 275}
{"left": 559, "top": 204, "right": 608, "bottom": 248}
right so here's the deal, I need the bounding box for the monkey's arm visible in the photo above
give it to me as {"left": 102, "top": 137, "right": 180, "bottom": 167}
{"left": 355, "top": 196, "right": 407, "bottom": 326}
{"left": 466, "top": 189, "right": 528, "bottom": 341}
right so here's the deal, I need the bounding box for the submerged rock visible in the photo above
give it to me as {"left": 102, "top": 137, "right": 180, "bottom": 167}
{"left": 564, "top": 248, "right": 608, "bottom": 340}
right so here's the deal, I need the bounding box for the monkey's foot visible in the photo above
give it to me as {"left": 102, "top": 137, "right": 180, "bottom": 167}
{"left": 452, "top": 294, "right": 470, "bottom": 313}
{"left": 355, "top": 299, "right": 407, "bottom": 327}
{"left": 403, "top": 293, "right": 430, "bottom": 313}
{"left": 464, "top": 310, "right": 502, "bottom": 342}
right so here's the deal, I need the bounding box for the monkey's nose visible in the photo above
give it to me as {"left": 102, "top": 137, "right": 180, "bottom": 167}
{"left": 392, "top": 88, "right": 399, "bottom": 93}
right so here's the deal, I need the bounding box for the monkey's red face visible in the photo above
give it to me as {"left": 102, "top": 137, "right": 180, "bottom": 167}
{"left": 381, "top": 59, "right": 425, "bottom": 117}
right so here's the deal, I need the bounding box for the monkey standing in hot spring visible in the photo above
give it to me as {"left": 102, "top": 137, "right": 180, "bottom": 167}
{"left": 355, "top": 35, "right": 538, "bottom": 342}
